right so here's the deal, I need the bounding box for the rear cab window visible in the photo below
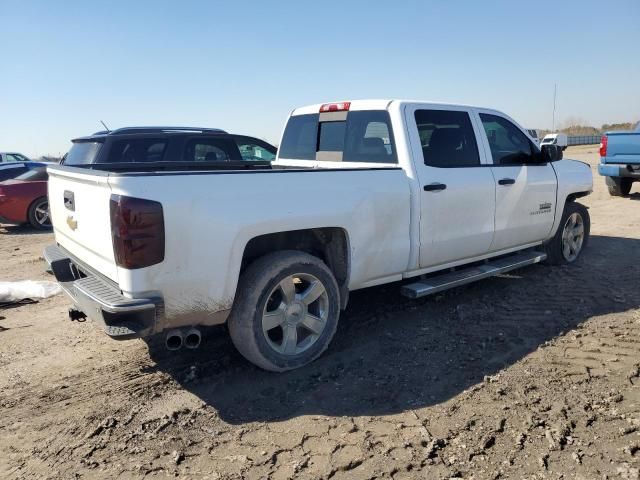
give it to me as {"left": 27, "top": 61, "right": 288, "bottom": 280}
{"left": 279, "top": 108, "right": 397, "bottom": 164}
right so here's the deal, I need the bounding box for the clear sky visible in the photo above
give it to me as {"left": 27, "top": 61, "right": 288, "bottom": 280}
{"left": 1, "top": 0, "right": 639, "bottom": 157}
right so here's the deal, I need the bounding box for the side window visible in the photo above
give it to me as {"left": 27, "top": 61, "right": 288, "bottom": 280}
{"left": 6, "top": 154, "right": 22, "bottom": 163}
{"left": 479, "top": 114, "right": 534, "bottom": 165}
{"left": 237, "top": 142, "right": 276, "bottom": 161}
{"left": 183, "top": 137, "right": 241, "bottom": 162}
{"left": 415, "top": 110, "right": 480, "bottom": 167}
{"left": 106, "top": 139, "right": 167, "bottom": 163}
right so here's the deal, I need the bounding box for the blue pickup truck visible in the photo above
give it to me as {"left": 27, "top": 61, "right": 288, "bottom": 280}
{"left": 599, "top": 122, "right": 640, "bottom": 196}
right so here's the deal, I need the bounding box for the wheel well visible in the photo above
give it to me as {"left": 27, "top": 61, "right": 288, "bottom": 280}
{"left": 241, "top": 228, "right": 350, "bottom": 309}
{"left": 566, "top": 191, "right": 590, "bottom": 203}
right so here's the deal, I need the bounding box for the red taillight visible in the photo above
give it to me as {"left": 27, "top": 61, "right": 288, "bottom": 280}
{"left": 319, "top": 101, "right": 351, "bottom": 113}
{"left": 599, "top": 135, "right": 608, "bottom": 157}
{"left": 110, "top": 195, "right": 164, "bottom": 269}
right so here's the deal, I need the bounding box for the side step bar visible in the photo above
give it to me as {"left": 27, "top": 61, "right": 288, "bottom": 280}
{"left": 401, "top": 250, "right": 547, "bottom": 299}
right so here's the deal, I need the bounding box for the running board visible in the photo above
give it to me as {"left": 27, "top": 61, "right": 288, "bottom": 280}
{"left": 401, "top": 251, "right": 547, "bottom": 299}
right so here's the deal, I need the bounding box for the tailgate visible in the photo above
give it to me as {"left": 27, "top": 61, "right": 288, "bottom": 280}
{"left": 47, "top": 166, "right": 119, "bottom": 282}
{"left": 605, "top": 132, "right": 640, "bottom": 164}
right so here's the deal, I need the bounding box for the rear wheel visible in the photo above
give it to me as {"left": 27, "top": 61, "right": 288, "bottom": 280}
{"left": 228, "top": 251, "right": 340, "bottom": 372}
{"left": 544, "top": 202, "right": 590, "bottom": 265}
{"left": 606, "top": 176, "right": 632, "bottom": 196}
{"left": 27, "top": 197, "right": 51, "bottom": 229}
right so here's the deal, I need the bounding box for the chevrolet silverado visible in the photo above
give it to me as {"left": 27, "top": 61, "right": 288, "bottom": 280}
{"left": 45, "top": 101, "right": 593, "bottom": 371}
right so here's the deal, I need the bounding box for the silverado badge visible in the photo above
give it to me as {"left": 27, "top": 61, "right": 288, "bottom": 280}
{"left": 530, "top": 202, "right": 552, "bottom": 216}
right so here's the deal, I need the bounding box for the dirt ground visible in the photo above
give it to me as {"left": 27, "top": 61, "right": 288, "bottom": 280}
{"left": 1, "top": 146, "right": 639, "bottom": 480}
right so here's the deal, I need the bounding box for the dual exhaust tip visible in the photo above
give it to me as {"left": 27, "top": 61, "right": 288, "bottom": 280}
{"left": 166, "top": 328, "right": 201, "bottom": 351}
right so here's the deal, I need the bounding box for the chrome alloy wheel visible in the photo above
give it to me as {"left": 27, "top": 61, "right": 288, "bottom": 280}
{"left": 261, "top": 273, "right": 329, "bottom": 356}
{"left": 561, "top": 212, "right": 584, "bottom": 262}
{"left": 34, "top": 200, "right": 50, "bottom": 226}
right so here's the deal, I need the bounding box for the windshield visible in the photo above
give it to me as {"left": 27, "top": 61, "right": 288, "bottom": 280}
{"left": 64, "top": 142, "right": 103, "bottom": 165}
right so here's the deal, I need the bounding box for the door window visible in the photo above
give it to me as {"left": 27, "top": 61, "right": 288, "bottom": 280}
{"left": 479, "top": 114, "right": 535, "bottom": 165}
{"left": 414, "top": 110, "right": 480, "bottom": 167}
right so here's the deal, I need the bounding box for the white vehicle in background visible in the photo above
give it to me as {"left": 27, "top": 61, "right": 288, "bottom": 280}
{"left": 45, "top": 100, "right": 593, "bottom": 372}
{"left": 527, "top": 129, "right": 540, "bottom": 147}
{"left": 541, "top": 133, "right": 568, "bottom": 151}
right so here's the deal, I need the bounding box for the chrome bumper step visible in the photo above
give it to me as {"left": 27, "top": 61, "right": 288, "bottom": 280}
{"left": 44, "top": 244, "right": 159, "bottom": 339}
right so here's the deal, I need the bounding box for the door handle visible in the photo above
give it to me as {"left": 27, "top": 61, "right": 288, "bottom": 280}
{"left": 423, "top": 183, "right": 447, "bottom": 192}
{"left": 498, "top": 178, "right": 516, "bottom": 185}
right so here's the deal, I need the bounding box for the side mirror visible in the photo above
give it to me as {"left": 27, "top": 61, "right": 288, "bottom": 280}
{"left": 541, "top": 144, "right": 563, "bottom": 162}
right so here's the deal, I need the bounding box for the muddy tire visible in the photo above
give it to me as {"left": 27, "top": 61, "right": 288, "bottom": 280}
{"left": 228, "top": 250, "right": 340, "bottom": 372}
{"left": 544, "top": 202, "right": 590, "bottom": 265}
{"left": 606, "top": 176, "right": 632, "bottom": 196}
{"left": 27, "top": 196, "right": 51, "bottom": 229}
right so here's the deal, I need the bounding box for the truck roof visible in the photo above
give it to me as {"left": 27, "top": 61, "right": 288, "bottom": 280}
{"left": 290, "top": 99, "right": 496, "bottom": 116}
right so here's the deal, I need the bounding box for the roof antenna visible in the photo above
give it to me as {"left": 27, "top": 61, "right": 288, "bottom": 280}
{"left": 99, "top": 120, "right": 111, "bottom": 132}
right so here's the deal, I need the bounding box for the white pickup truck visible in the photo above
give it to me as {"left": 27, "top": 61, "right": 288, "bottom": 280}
{"left": 46, "top": 100, "right": 593, "bottom": 371}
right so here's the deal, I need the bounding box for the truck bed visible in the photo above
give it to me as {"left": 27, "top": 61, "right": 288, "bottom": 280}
{"left": 47, "top": 163, "right": 412, "bottom": 329}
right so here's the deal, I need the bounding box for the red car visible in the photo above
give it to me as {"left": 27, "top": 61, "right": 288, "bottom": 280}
{"left": 0, "top": 167, "right": 50, "bottom": 229}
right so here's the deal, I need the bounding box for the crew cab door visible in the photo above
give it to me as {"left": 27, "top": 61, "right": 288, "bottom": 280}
{"left": 474, "top": 110, "right": 557, "bottom": 251}
{"left": 405, "top": 105, "right": 496, "bottom": 269}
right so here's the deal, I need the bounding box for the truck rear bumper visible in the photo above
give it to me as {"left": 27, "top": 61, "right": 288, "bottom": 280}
{"left": 44, "top": 244, "right": 161, "bottom": 340}
{"left": 598, "top": 163, "right": 640, "bottom": 178}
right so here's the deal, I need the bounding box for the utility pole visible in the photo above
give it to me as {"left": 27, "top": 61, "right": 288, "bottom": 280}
{"left": 552, "top": 83, "right": 557, "bottom": 132}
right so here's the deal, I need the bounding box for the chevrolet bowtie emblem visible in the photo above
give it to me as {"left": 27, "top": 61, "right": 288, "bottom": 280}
{"left": 66, "top": 216, "right": 78, "bottom": 230}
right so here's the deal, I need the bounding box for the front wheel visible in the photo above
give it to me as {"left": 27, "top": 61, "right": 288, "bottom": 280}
{"left": 228, "top": 251, "right": 340, "bottom": 372}
{"left": 27, "top": 197, "right": 51, "bottom": 229}
{"left": 544, "top": 202, "right": 590, "bottom": 265}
